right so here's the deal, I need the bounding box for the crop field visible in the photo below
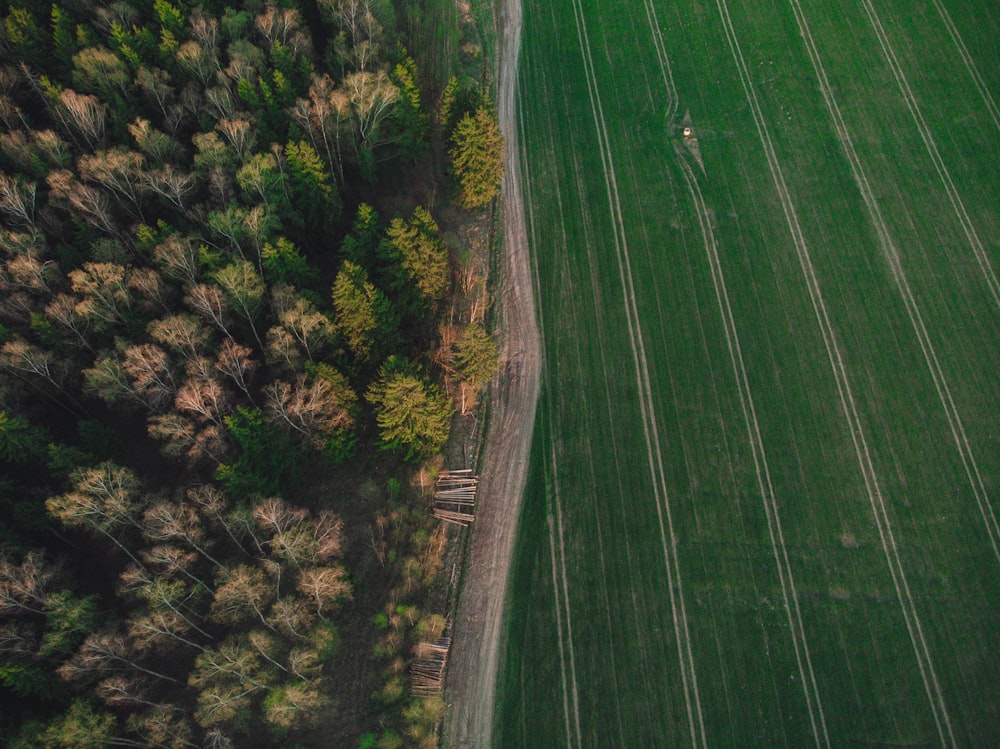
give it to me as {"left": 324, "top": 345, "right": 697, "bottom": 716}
{"left": 496, "top": 0, "right": 1000, "bottom": 746}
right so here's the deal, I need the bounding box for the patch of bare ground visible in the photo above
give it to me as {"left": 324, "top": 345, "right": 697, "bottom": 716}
{"left": 442, "top": 0, "right": 541, "bottom": 745}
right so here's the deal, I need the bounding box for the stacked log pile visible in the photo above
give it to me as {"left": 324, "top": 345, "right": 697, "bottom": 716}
{"left": 433, "top": 470, "right": 478, "bottom": 526}
{"left": 410, "top": 637, "right": 451, "bottom": 695}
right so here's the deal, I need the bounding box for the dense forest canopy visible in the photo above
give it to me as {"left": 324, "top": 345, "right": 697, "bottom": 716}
{"left": 0, "top": 0, "right": 502, "bottom": 746}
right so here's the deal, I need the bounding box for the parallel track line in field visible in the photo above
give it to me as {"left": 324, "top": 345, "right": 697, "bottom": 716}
{"left": 791, "top": 0, "right": 1000, "bottom": 566}
{"left": 548, "top": 440, "right": 583, "bottom": 748}
{"left": 570, "top": 0, "right": 706, "bottom": 744}
{"left": 929, "top": 0, "right": 1000, "bottom": 134}
{"left": 578, "top": 152, "right": 660, "bottom": 742}
{"left": 857, "top": 0, "right": 1000, "bottom": 310}
{"left": 524, "top": 67, "right": 589, "bottom": 745}
{"left": 677, "top": 150, "right": 830, "bottom": 748}
{"left": 546, "top": 499, "right": 576, "bottom": 749}
{"left": 715, "top": 1, "right": 954, "bottom": 743}
{"left": 641, "top": 0, "right": 679, "bottom": 124}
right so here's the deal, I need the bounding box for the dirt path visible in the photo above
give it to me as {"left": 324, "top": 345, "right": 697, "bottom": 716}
{"left": 442, "top": 0, "right": 542, "bottom": 745}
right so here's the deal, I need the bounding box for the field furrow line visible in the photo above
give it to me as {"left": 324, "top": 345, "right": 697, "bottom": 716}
{"left": 789, "top": 0, "right": 1000, "bottom": 567}
{"left": 570, "top": 0, "right": 706, "bottom": 744}
{"left": 520, "top": 86, "right": 580, "bottom": 747}
{"left": 857, "top": 0, "right": 1000, "bottom": 310}
{"left": 715, "top": 1, "right": 956, "bottom": 744}
{"left": 677, "top": 150, "right": 830, "bottom": 748}
{"left": 641, "top": 0, "right": 680, "bottom": 124}
{"left": 546, "top": 498, "right": 576, "bottom": 749}
{"left": 548, "top": 442, "right": 583, "bottom": 749}
{"left": 929, "top": 0, "right": 1000, "bottom": 134}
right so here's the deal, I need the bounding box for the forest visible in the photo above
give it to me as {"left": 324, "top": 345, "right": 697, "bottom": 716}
{"left": 0, "top": 0, "right": 503, "bottom": 746}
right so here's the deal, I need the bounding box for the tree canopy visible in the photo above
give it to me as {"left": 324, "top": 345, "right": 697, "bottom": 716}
{"left": 449, "top": 106, "right": 505, "bottom": 209}
{"left": 0, "top": 0, "right": 495, "bottom": 744}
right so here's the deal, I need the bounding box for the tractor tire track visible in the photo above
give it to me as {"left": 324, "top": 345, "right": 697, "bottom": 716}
{"left": 570, "top": 0, "right": 707, "bottom": 744}
{"left": 790, "top": 0, "right": 1000, "bottom": 564}
{"left": 857, "top": 0, "right": 1000, "bottom": 310}
{"left": 677, "top": 150, "right": 830, "bottom": 749}
{"left": 929, "top": 0, "right": 1000, "bottom": 134}
{"left": 547, "top": 441, "right": 583, "bottom": 749}
{"left": 715, "top": 1, "right": 956, "bottom": 744}
{"left": 641, "top": 0, "right": 680, "bottom": 125}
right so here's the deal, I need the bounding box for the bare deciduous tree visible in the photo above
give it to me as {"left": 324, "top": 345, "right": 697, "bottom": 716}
{"left": 95, "top": 674, "right": 158, "bottom": 708}
{"left": 54, "top": 89, "right": 106, "bottom": 148}
{"left": 266, "top": 597, "right": 315, "bottom": 639}
{"left": 215, "top": 339, "right": 256, "bottom": 398}
{"left": 0, "top": 172, "right": 36, "bottom": 226}
{"left": 78, "top": 148, "right": 146, "bottom": 213}
{"left": 145, "top": 165, "right": 196, "bottom": 211}
{"left": 127, "top": 608, "right": 206, "bottom": 652}
{"left": 5, "top": 253, "right": 59, "bottom": 293}
{"left": 68, "top": 261, "right": 132, "bottom": 329}
{"left": 59, "top": 631, "right": 180, "bottom": 685}
{"left": 175, "top": 376, "right": 232, "bottom": 429}
{"left": 154, "top": 234, "right": 201, "bottom": 286}
{"left": 46, "top": 169, "right": 116, "bottom": 234}
{"left": 134, "top": 67, "right": 174, "bottom": 125}
{"left": 344, "top": 70, "right": 398, "bottom": 154}
{"left": 265, "top": 325, "right": 301, "bottom": 370}
{"left": 264, "top": 374, "right": 355, "bottom": 449}
{"left": 296, "top": 565, "right": 351, "bottom": 616}
{"left": 148, "top": 314, "right": 210, "bottom": 362}
{"left": 292, "top": 74, "right": 350, "bottom": 184}
{"left": 127, "top": 704, "right": 196, "bottom": 748}
{"left": 1, "top": 336, "right": 65, "bottom": 389}
{"left": 215, "top": 118, "right": 256, "bottom": 160}
{"left": 122, "top": 343, "right": 175, "bottom": 410}
{"left": 143, "top": 501, "right": 223, "bottom": 569}
{"left": 46, "top": 463, "right": 146, "bottom": 561}
{"left": 209, "top": 565, "right": 274, "bottom": 629}
{"left": 185, "top": 283, "right": 234, "bottom": 340}
{"left": 0, "top": 549, "right": 55, "bottom": 616}
{"left": 273, "top": 289, "right": 334, "bottom": 362}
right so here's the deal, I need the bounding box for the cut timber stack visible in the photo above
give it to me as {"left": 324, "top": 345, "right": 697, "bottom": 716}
{"left": 433, "top": 470, "right": 478, "bottom": 526}
{"left": 410, "top": 637, "right": 451, "bottom": 695}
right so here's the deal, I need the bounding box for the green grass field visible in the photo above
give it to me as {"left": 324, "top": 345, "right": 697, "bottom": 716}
{"left": 496, "top": 0, "right": 1000, "bottom": 746}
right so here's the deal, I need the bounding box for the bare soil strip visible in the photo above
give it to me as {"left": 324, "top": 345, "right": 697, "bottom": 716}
{"left": 677, "top": 151, "right": 830, "bottom": 749}
{"left": 715, "top": 0, "right": 956, "bottom": 743}
{"left": 442, "top": 0, "right": 543, "bottom": 744}
{"left": 930, "top": 0, "right": 1000, "bottom": 133}
{"left": 569, "top": 0, "right": 707, "bottom": 744}
{"left": 787, "top": 0, "right": 1000, "bottom": 567}
{"left": 857, "top": 0, "right": 1000, "bottom": 310}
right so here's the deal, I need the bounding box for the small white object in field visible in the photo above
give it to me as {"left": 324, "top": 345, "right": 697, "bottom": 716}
{"left": 683, "top": 126, "right": 693, "bottom": 137}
